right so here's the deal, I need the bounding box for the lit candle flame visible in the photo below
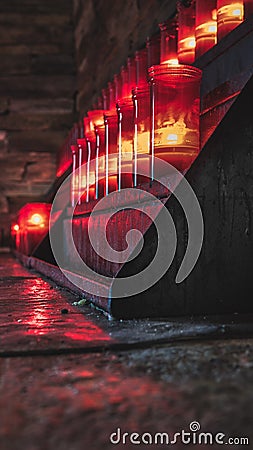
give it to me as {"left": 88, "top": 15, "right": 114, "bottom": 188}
{"left": 30, "top": 213, "right": 43, "bottom": 226}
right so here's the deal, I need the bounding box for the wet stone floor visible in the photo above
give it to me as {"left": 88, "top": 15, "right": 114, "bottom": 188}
{"left": 0, "top": 252, "right": 253, "bottom": 450}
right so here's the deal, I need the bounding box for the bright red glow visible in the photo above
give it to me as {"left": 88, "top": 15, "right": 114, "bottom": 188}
{"left": 15, "top": 203, "right": 51, "bottom": 255}
{"left": 18, "top": 204, "right": 50, "bottom": 229}
{"left": 88, "top": 110, "right": 104, "bottom": 128}
{"left": 56, "top": 160, "right": 72, "bottom": 178}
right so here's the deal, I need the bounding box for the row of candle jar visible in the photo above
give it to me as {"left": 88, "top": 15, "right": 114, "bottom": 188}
{"left": 65, "top": 0, "right": 253, "bottom": 203}
{"left": 59, "top": 0, "right": 253, "bottom": 182}
{"left": 178, "top": 0, "right": 253, "bottom": 63}
{"left": 71, "top": 64, "right": 202, "bottom": 206}
{"left": 57, "top": 30, "right": 162, "bottom": 180}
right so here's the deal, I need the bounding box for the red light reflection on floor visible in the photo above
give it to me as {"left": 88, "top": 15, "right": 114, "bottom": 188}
{"left": 63, "top": 326, "right": 111, "bottom": 342}
{"left": 19, "top": 279, "right": 111, "bottom": 343}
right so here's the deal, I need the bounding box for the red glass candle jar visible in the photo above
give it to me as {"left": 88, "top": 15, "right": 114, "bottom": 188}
{"left": 217, "top": 0, "right": 244, "bottom": 40}
{"left": 84, "top": 117, "right": 96, "bottom": 202}
{"left": 132, "top": 49, "right": 150, "bottom": 186}
{"left": 244, "top": 0, "right": 253, "bottom": 18}
{"left": 17, "top": 203, "right": 51, "bottom": 256}
{"left": 71, "top": 144, "right": 78, "bottom": 207}
{"left": 116, "top": 62, "right": 137, "bottom": 190}
{"left": 88, "top": 110, "right": 105, "bottom": 199}
{"left": 136, "top": 49, "right": 148, "bottom": 87}
{"left": 146, "top": 34, "right": 161, "bottom": 67}
{"left": 159, "top": 19, "right": 179, "bottom": 65}
{"left": 104, "top": 111, "right": 118, "bottom": 195}
{"left": 117, "top": 98, "right": 134, "bottom": 190}
{"left": 148, "top": 64, "right": 202, "bottom": 176}
{"left": 120, "top": 65, "right": 129, "bottom": 98}
{"left": 76, "top": 138, "right": 88, "bottom": 204}
{"left": 128, "top": 57, "right": 137, "bottom": 92}
{"left": 114, "top": 73, "right": 122, "bottom": 101}
{"left": 177, "top": 0, "right": 196, "bottom": 64}
{"left": 104, "top": 80, "right": 119, "bottom": 195}
{"left": 196, "top": 0, "right": 217, "bottom": 58}
{"left": 132, "top": 86, "right": 150, "bottom": 186}
{"left": 11, "top": 222, "right": 20, "bottom": 250}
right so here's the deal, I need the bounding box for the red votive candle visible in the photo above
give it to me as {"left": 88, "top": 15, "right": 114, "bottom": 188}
{"left": 217, "top": 0, "right": 244, "bottom": 40}
{"left": 195, "top": 0, "right": 217, "bottom": 58}
{"left": 84, "top": 117, "right": 96, "bottom": 202}
{"left": 88, "top": 110, "right": 106, "bottom": 199}
{"left": 104, "top": 80, "right": 119, "bottom": 195}
{"left": 116, "top": 62, "right": 136, "bottom": 190}
{"left": 159, "top": 18, "right": 179, "bottom": 65}
{"left": 132, "top": 48, "right": 150, "bottom": 186}
{"left": 148, "top": 64, "right": 202, "bottom": 176}
{"left": 177, "top": 0, "right": 196, "bottom": 64}
{"left": 146, "top": 34, "right": 161, "bottom": 67}
{"left": 76, "top": 138, "right": 88, "bottom": 204}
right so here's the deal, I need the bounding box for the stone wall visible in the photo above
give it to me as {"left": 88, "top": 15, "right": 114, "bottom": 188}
{"left": 0, "top": 0, "right": 76, "bottom": 245}
{"left": 73, "top": 0, "right": 177, "bottom": 115}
